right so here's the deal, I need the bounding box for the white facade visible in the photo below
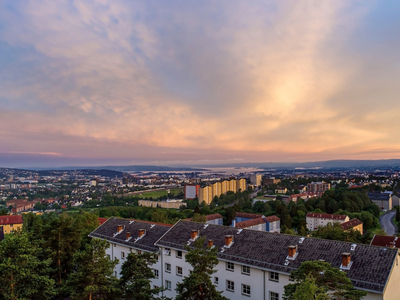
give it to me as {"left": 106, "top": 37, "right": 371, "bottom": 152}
{"left": 306, "top": 215, "right": 349, "bottom": 231}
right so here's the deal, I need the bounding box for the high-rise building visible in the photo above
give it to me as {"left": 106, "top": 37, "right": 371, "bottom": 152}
{"left": 250, "top": 174, "right": 262, "bottom": 187}
{"left": 307, "top": 181, "right": 330, "bottom": 193}
{"left": 198, "top": 178, "right": 247, "bottom": 204}
{"left": 184, "top": 184, "right": 200, "bottom": 199}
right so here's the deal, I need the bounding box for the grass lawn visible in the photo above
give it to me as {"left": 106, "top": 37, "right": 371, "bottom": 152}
{"left": 138, "top": 188, "right": 183, "bottom": 199}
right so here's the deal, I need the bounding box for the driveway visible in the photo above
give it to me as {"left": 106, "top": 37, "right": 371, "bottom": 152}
{"left": 379, "top": 210, "right": 398, "bottom": 236}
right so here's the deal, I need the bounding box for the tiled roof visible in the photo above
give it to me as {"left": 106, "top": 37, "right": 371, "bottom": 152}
{"left": 236, "top": 212, "right": 263, "bottom": 219}
{"left": 341, "top": 218, "right": 363, "bottom": 231}
{"left": 370, "top": 235, "right": 400, "bottom": 248}
{"left": 89, "top": 217, "right": 171, "bottom": 252}
{"left": 306, "top": 212, "right": 347, "bottom": 220}
{"left": 156, "top": 221, "right": 397, "bottom": 293}
{"left": 235, "top": 217, "right": 265, "bottom": 228}
{"left": 0, "top": 215, "right": 23, "bottom": 225}
{"left": 264, "top": 215, "right": 280, "bottom": 222}
{"left": 205, "top": 213, "right": 223, "bottom": 221}
{"left": 98, "top": 218, "right": 108, "bottom": 225}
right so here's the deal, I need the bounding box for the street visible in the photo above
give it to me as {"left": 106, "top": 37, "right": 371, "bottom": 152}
{"left": 380, "top": 210, "right": 398, "bottom": 236}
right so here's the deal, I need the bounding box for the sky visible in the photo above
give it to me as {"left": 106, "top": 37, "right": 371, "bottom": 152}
{"left": 1, "top": 0, "right": 400, "bottom": 168}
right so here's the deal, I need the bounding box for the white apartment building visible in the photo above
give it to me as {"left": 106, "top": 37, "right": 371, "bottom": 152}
{"left": 306, "top": 212, "right": 349, "bottom": 231}
{"left": 90, "top": 218, "right": 400, "bottom": 300}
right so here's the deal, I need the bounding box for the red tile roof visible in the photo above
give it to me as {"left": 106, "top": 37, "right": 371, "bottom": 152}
{"left": 264, "top": 215, "right": 280, "bottom": 222}
{"left": 98, "top": 218, "right": 108, "bottom": 225}
{"left": 205, "top": 213, "right": 223, "bottom": 221}
{"left": 341, "top": 218, "right": 363, "bottom": 230}
{"left": 370, "top": 235, "right": 400, "bottom": 248}
{"left": 235, "top": 217, "right": 265, "bottom": 228}
{"left": 306, "top": 212, "right": 348, "bottom": 220}
{"left": 0, "top": 215, "right": 23, "bottom": 225}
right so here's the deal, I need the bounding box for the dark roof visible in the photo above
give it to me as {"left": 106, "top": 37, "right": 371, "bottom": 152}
{"left": 368, "top": 192, "right": 390, "bottom": 201}
{"left": 156, "top": 220, "right": 397, "bottom": 293}
{"left": 236, "top": 212, "right": 263, "bottom": 219}
{"left": 371, "top": 235, "right": 400, "bottom": 248}
{"left": 0, "top": 215, "right": 23, "bottom": 225}
{"left": 307, "top": 212, "right": 348, "bottom": 220}
{"left": 89, "top": 217, "right": 170, "bottom": 252}
{"left": 341, "top": 218, "right": 363, "bottom": 231}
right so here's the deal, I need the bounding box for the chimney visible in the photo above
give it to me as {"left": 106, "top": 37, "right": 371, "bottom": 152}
{"left": 208, "top": 239, "right": 214, "bottom": 248}
{"left": 191, "top": 230, "right": 198, "bottom": 240}
{"left": 225, "top": 235, "right": 233, "bottom": 246}
{"left": 117, "top": 225, "right": 123, "bottom": 232}
{"left": 126, "top": 232, "right": 131, "bottom": 240}
{"left": 288, "top": 246, "right": 297, "bottom": 258}
{"left": 341, "top": 253, "right": 351, "bottom": 267}
{"left": 138, "top": 229, "right": 146, "bottom": 238}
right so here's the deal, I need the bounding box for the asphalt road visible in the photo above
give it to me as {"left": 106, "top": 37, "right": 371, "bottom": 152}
{"left": 380, "top": 210, "right": 398, "bottom": 236}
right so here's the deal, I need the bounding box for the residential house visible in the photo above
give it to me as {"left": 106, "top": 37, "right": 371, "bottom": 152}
{"left": 341, "top": 218, "right": 363, "bottom": 233}
{"left": 0, "top": 215, "right": 23, "bottom": 234}
{"left": 367, "top": 192, "right": 392, "bottom": 210}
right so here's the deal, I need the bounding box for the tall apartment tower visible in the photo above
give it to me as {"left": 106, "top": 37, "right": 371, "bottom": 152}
{"left": 250, "top": 174, "right": 262, "bottom": 187}
{"left": 307, "top": 181, "right": 330, "bottom": 193}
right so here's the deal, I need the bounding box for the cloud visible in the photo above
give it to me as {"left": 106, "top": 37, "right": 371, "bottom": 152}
{"left": 0, "top": 0, "right": 399, "bottom": 167}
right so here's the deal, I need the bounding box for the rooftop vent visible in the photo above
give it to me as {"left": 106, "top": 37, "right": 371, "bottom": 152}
{"left": 129, "top": 220, "right": 134, "bottom": 224}
{"left": 203, "top": 224, "right": 209, "bottom": 229}
{"left": 299, "top": 237, "right": 305, "bottom": 244}
{"left": 350, "top": 244, "right": 357, "bottom": 251}
{"left": 237, "top": 229, "right": 243, "bottom": 234}
{"left": 117, "top": 225, "right": 124, "bottom": 233}
{"left": 125, "top": 232, "right": 132, "bottom": 241}
{"left": 150, "top": 224, "right": 155, "bottom": 229}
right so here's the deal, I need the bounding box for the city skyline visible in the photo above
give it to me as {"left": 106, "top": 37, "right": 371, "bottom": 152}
{"left": 1, "top": 1, "right": 400, "bottom": 168}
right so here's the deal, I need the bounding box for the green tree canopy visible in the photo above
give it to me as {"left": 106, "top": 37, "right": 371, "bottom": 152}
{"left": 0, "top": 231, "right": 55, "bottom": 300}
{"left": 284, "top": 261, "right": 367, "bottom": 300}
{"left": 119, "top": 251, "right": 166, "bottom": 300}
{"left": 66, "top": 238, "right": 119, "bottom": 300}
{"left": 175, "top": 237, "right": 228, "bottom": 300}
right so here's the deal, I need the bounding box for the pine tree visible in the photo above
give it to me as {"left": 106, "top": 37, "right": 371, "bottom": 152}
{"left": 66, "top": 238, "right": 120, "bottom": 300}
{"left": 0, "top": 231, "right": 55, "bottom": 300}
{"left": 284, "top": 261, "right": 367, "bottom": 300}
{"left": 119, "top": 251, "right": 167, "bottom": 300}
{"left": 175, "top": 237, "right": 228, "bottom": 300}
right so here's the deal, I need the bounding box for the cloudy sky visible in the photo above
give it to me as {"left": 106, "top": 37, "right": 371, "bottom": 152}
{"left": 1, "top": 0, "right": 400, "bottom": 168}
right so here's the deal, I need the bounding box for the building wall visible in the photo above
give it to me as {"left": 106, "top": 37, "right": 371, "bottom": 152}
{"left": 105, "top": 241, "right": 163, "bottom": 289}
{"left": 371, "top": 199, "right": 392, "bottom": 210}
{"left": 306, "top": 216, "right": 349, "bottom": 231}
{"left": 266, "top": 220, "right": 280, "bottom": 233}
{"left": 382, "top": 256, "right": 400, "bottom": 300}
{"left": 207, "top": 218, "right": 223, "bottom": 226}
{"left": 250, "top": 174, "right": 262, "bottom": 187}
{"left": 0, "top": 223, "right": 23, "bottom": 234}
{"left": 236, "top": 179, "right": 246, "bottom": 192}
{"left": 138, "top": 200, "right": 186, "bottom": 209}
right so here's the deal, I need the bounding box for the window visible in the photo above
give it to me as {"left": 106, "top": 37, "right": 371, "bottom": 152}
{"left": 289, "top": 274, "right": 295, "bottom": 282}
{"left": 214, "top": 277, "right": 219, "bottom": 285}
{"left": 242, "top": 265, "right": 250, "bottom": 275}
{"left": 269, "top": 271, "right": 279, "bottom": 282}
{"left": 165, "top": 263, "right": 171, "bottom": 273}
{"left": 121, "top": 251, "right": 125, "bottom": 260}
{"left": 164, "top": 248, "right": 171, "bottom": 256}
{"left": 176, "top": 250, "right": 183, "bottom": 258}
{"left": 242, "top": 284, "right": 251, "bottom": 296}
{"left": 270, "top": 292, "right": 279, "bottom": 300}
{"left": 165, "top": 280, "right": 171, "bottom": 291}
{"left": 176, "top": 266, "right": 183, "bottom": 276}
{"left": 154, "top": 254, "right": 159, "bottom": 260}
{"left": 154, "top": 269, "right": 159, "bottom": 279}
{"left": 137, "top": 250, "right": 142, "bottom": 254}
{"left": 226, "top": 262, "right": 234, "bottom": 271}
{"left": 226, "top": 280, "right": 234, "bottom": 292}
